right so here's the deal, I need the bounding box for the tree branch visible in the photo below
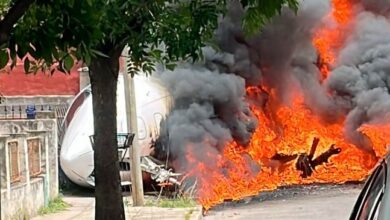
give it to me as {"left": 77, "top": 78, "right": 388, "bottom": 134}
{"left": 0, "top": 0, "right": 35, "bottom": 45}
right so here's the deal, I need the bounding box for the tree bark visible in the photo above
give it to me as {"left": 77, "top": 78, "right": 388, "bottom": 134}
{"left": 89, "top": 54, "right": 125, "bottom": 220}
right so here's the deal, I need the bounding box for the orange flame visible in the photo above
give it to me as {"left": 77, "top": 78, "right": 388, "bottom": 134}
{"left": 359, "top": 124, "right": 390, "bottom": 158}
{"left": 185, "top": 87, "right": 389, "bottom": 211}
{"left": 313, "top": 0, "right": 354, "bottom": 80}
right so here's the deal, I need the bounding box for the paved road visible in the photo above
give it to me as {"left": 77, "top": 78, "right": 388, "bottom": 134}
{"left": 33, "top": 184, "right": 361, "bottom": 220}
{"left": 204, "top": 184, "right": 362, "bottom": 220}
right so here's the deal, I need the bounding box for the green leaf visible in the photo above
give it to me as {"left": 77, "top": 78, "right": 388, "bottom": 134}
{"left": 242, "top": 0, "right": 299, "bottom": 36}
{"left": 84, "top": 52, "right": 91, "bottom": 65}
{"left": 69, "top": 0, "right": 75, "bottom": 8}
{"left": 63, "top": 55, "right": 74, "bottom": 72}
{"left": 52, "top": 49, "right": 60, "bottom": 60}
{"left": 16, "top": 45, "right": 28, "bottom": 59}
{"left": 0, "top": 49, "right": 8, "bottom": 69}
{"left": 165, "top": 63, "right": 176, "bottom": 71}
{"left": 91, "top": 49, "right": 109, "bottom": 58}
{"left": 24, "top": 58, "right": 30, "bottom": 73}
{"left": 150, "top": 49, "right": 163, "bottom": 60}
{"left": 10, "top": 57, "right": 17, "bottom": 69}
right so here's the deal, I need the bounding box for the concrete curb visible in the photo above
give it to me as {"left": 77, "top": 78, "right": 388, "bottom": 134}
{"left": 32, "top": 196, "right": 205, "bottom": 220}
{"left": 193, "top": 206, "right": 204, "bottom": 220}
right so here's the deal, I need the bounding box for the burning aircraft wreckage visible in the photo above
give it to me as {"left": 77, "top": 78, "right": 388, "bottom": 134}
{"left": 61, "top": 0, "right": 390, "bottom": 212}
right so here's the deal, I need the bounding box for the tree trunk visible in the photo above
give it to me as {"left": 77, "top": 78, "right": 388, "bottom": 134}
{"left": 89, "top": 55, "right": 125, "bottom": 220}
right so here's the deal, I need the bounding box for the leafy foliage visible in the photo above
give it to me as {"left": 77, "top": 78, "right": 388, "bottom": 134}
{"left": 241, "top": 0, "right": 299, "bottom": 35}
{"left": 0, "top": 0, "right": 299, "bottom": 75}
{"left": 124, "top": 1, "right": 226, "bottom": 75}
{"left": 0, "top": 0, "right": 10, "bottom": 18}
{"left": 8, "top": 0, "right": 103, "bottom": 73}
{"left": 0, "top": 0, "right": 226, "bottom": 75}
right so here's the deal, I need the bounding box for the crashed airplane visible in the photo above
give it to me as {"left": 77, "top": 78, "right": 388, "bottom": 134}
{"left": 59, "top": 74, "right": 180, "bottom": 188}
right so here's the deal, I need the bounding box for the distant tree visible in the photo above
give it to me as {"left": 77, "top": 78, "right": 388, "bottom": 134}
{"left": 0, "top": 0, "right": 298, "bottom": 219}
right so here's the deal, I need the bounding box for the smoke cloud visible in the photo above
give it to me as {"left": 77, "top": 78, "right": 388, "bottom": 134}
{"left": 154, "top": 64, "right": 257, "bottom": 170}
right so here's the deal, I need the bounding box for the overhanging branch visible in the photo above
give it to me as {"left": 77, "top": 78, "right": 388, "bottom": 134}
{"left": 0, "top": 0, "right": 35, "bottom": 45}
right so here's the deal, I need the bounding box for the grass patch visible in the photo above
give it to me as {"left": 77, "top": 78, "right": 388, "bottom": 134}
{"left": 38, "top": 196, "right": 71, "bottom": 215}
{"left": 145, "top": 197, "right": 197, "bottom": 208}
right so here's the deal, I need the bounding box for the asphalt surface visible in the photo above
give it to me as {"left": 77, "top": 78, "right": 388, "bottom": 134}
{"left": 33, "top": 183, "right": 362, "bottom": 220}
{"left": 204, "top": 184, "right": 363, "bottom": 220}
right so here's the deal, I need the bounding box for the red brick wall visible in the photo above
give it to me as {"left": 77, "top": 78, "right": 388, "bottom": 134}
{"left": 0, "top": 65, "right": 80, "bottom": 96}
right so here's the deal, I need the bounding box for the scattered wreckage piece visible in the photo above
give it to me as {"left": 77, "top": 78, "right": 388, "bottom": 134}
{"left": 92, "top": 133, "right": 182, "bottom": 188}
{"left": 140, "top": 156, "right": 182, "bottom": 186}
{"left": 271, "top": 137, "right": 341, "bottom": 178}
{"left": 116, "top": 133, "right": 182, "bottom": 186}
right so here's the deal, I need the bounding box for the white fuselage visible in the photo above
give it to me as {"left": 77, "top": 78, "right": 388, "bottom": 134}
{"left": 60, "top": 74, "right": 171, "bottom": 187}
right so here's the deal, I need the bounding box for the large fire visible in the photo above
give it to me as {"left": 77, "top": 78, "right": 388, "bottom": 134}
{"left": 182, "top": 0, "right": 390, "bottom": 211}
{"left": 312, "top": 0, "right": 354, "bottom": 80}
{"left": 186, "top": 87, "right": 387, "bottom": 210}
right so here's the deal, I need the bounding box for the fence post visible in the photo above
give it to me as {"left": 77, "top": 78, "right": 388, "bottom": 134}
{"left": 4, "top": 139, "right": 11, "bottom": 199}
{"left": 44, "top": 134, "right": 50, "bottom": 205}
{"left": 23, "top": 137, "right": 31, "bottom": 190}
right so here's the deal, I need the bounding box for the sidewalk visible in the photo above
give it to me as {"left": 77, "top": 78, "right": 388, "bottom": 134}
{"left": 32, "top": 196, "right": 203, "bottom": 220}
